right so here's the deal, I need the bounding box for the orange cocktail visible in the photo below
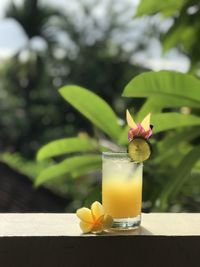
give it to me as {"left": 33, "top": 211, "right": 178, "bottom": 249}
{"left": 102, "top": 152, "right": 143, "bottom": 229}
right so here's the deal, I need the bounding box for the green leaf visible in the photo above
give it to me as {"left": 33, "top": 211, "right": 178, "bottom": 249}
{"left": 0, "top": 153, "right": 50, "bottom": 179}
{"left": 136, "top": 98, "right": 163, "bottom": 121}
{"left": 137, "top": 94, "right": 199, "bottom": 122}
{"left": 182, "top": 170, "right": 200, "bottom": 196}
{"left": 157, "top": 145, "right": 200, "bottom": 210}
{"left": 152, "top": 113, "right": 200, "bottom": 133}
{"left": 118, "top": 126, "right": 128, "bottom": 145}
{"left": 71, "top": 161, "right": 101, "bottom": 178}
{"left": 37, "top": 136, "right": 98, "bottom": 161}
{"left": 162, "top": 14, "right": 197, "bottom": 52}
{"left": 35, "top": 154, "right": 101, "bottom": 187}
{"left": 136, "top": 0, "right": 186, "bottom": 17}
{"left": 156, "top": 143, "right": 192, "bottom": 168}
{"left": 158, "top": 127, "right": 200, "bottom": 152}
{"left": 122, "top": 71, "right": 200, "bottom": 104}
{"left": 118, "top": 113, "right": 200, "bottom": 144}
{"left": 155, "top": 127, "right": 200, "bottom": 164}
{"left": 59, "top": 85, "right": 122, "bottom": 140}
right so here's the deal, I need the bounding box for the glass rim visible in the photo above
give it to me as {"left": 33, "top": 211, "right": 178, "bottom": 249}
{"left": 102, "top": 151, "right": 143, "bottom": 165}
{"left": 102, "top": 151, "right": 128, "bottom": 156}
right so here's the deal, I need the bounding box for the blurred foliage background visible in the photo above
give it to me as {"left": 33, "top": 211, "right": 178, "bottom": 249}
{"left": 0, "top": 0, "right": 199, "bottom": 212}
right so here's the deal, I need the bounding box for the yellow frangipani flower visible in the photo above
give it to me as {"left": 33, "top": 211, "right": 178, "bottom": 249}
{"left": 76, "top": 201, "right": 113, "bottom": 234}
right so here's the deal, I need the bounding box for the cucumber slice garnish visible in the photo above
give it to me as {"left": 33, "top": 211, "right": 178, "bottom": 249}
{"left": 128, "top": 137, "right": 151, "bottom": 162}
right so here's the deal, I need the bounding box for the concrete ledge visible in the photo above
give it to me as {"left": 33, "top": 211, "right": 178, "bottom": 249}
{"left": 0, "top": 213, "right": 199, "bottom": 267}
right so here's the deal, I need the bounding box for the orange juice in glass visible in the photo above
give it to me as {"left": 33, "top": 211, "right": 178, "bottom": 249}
{"left": 102, "top": 152, "right": 143, "bottom": 230}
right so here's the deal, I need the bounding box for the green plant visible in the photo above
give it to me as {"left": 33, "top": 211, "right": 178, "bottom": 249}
{"left": 1, "top": 0, "right": 152, "bottom": 159}
{"left": 36, "top": 70, "right": 200, "bottom": 212}
{"left": 122, "top": 71, "right": 200, "bottom": 211}
{"left": 0, "top": 152, "right": 49, "bottom": 179}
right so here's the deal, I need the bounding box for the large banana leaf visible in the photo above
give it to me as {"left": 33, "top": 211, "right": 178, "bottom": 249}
{"left": 59, "top": 85, "right": 122, "bottom": 140}
{"left": 122, "top": 71, "right": 200, "bottom": 105}
{"left": 37, "top": 136, "right": 98, "bottom": 161}
{"left": 35, "top": 154, "right": 101, "bottom": 187}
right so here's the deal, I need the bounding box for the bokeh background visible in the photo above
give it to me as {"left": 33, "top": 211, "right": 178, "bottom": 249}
{"left": 0, "top": 0, "right": 199, "bottom": 213}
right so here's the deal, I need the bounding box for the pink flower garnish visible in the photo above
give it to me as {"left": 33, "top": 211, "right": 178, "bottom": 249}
{"left": 128, "top": 124, "right": 152, "bottom": 141}
{"left": 126, "top": 110, "right": 153, "bottom": 142}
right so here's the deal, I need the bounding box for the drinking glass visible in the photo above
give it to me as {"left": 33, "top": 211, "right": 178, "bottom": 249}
{"left": 102, "top": 152, "right": 143, "bottom": 230}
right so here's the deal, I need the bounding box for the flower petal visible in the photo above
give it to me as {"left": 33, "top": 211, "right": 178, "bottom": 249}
{"left": 141, "top": 113, "right": 151, "bottom": 131}
{"left": 96, "top": 215, "right": 105, "bottom": 224}
{"left": 91, "top": 201, "right": 104, "bottom": 220}
{"left": 80, "top": 221, "right": 93, "bottom": 233}
{"left": 103, "top": 215, "right": 113, "bottom": 230}
{"left": 91, "top": 222, "right": 104, "bottom": 233}
{"left": 76, "top": 207, "right": 93, "bottom": 223}
{"left": 143, "top": 128, "right": 152, "bottom": 139}
{"left": 126, "top": 109, "right": 137, "bottom": 129}
{"left": 128, "top": 127, "right": 140, "bottom": 141}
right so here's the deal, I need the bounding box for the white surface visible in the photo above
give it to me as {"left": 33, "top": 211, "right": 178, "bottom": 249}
{"left": 0, "top": 213, "right": 199, "bottom": 237}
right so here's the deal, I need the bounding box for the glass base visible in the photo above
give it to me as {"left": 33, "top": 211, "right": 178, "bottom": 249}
{"left": 110, "top": 215, "right": 141, "bottom": 231}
